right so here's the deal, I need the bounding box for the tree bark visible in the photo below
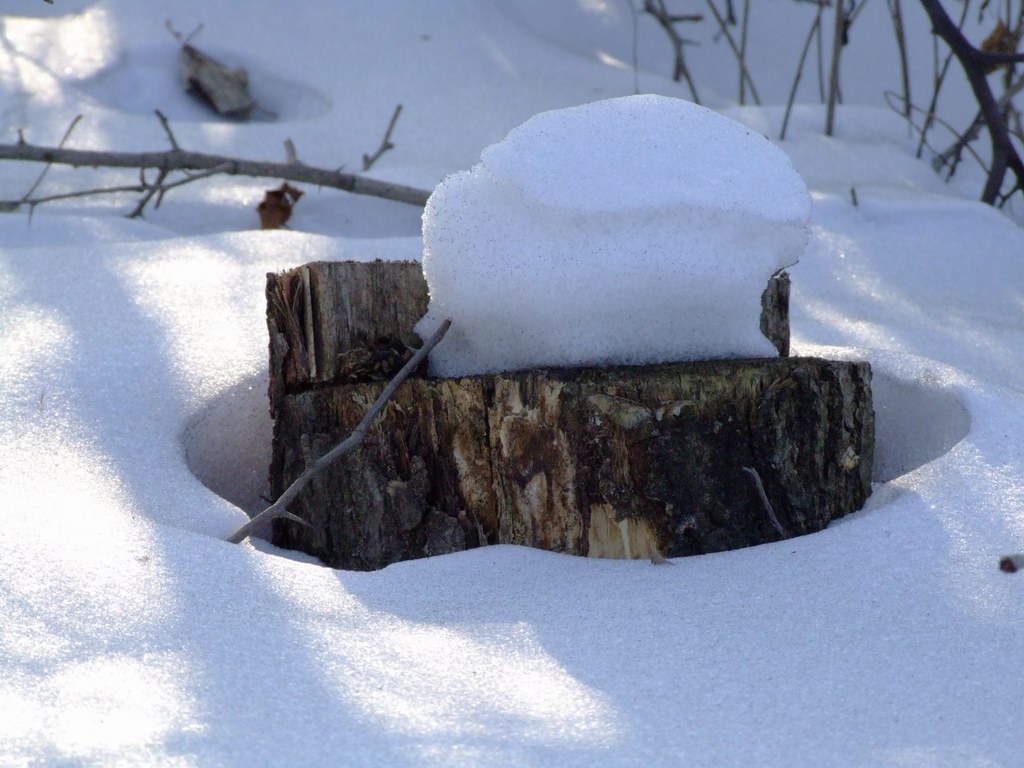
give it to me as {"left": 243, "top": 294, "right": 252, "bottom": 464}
{"left": 266, "top": 261, "right": 872, "bottom": 571}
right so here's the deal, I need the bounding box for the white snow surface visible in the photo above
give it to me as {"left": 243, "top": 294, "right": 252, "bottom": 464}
{"left": 419, "top": 96, "right": 810, "bottom": 375}
{"left": 482, "top": 95, "right": 809, "bottom": 219}
{"left": 2, "top": 2, "right": 1024, "bottom": 766}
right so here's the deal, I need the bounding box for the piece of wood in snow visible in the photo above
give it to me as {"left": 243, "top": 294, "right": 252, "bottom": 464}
{"left": 179, "top": 44, "right": 254, "bottom": 119}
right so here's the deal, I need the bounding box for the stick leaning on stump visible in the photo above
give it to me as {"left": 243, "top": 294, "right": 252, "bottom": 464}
{"left": 226, "top": 318, "right": 451, "bottom": 544}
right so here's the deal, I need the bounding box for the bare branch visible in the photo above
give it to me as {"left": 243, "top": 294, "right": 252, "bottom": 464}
{"left": 2, "top": 161, "right": 235, "bottom": 217}
{"left": 642, "top": 0, "right": 702, "bottom": 103}
{"left": 825, "top": 0, "right": 846, "bottom": 135}
{"left": 704, "top": 0, "right": 761, "bottom": 105}
{"left": 738, "top": 0, "right": 751, "bottom": 105}
{"left": 154, "top": 109, "right": 180, "bottom": 150}
{"left": 916, "top": 2, "right": 969, "bottom": 158}
{"left": 126, "top": 168, "right": 169, "bottom": 218}
{"left": 919, "top": 0, "right": 1024, "bottom": 204}
{"left": 16, "top": 114, "right": 82, "bottom": 209}
{"left": 0, "top": 136, "right": 432, "bottom": 210}
{"left": 742, "top": 466, "right": 788, "bottom": 539}
{"left": 362, "top": 104, "right": 403, "bottom": 171}
{"left": 226, "top": 318, "right": 452, "bottom": 545}
{"left": 781, "top": 3, "right": 825, "bottom": 141}
{"left": 884, "top": 90, "right": 988, "bottom": 173}
{"left": 935, "top": 74, "right": 1024, "bottom": 178}
{"left": 887, "top": 0, "right": 913, "bottom": 124}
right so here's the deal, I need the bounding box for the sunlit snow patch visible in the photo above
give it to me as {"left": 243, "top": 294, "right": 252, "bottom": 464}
{"left": 417, "top": 94, "right": 811, "bottom": 376}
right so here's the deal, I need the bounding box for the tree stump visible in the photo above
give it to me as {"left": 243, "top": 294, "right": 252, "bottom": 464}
{"left": 266, "top": 261, "right": 872, "bottom": 570}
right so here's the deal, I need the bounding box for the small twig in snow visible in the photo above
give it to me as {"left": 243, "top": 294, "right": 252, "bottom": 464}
{"left": 742, "top": 466, "right": 788, "bottom": 539}
{"left": 165, "top": 20, "right": 204, "bottom": 46}
{"left": 154, "top": 109, "right": 180, "bottom": 151}
{"left": 226, "top": 319, "right": 452, "bottom": 544}
{"left": 0, "top": 129, "right": 432, "bottom": 213}
{"left": 12, "top": 114, "right": 83, "bottom": 216}
{"left": 362, "top": 104, "right": 403, "bottom": 172}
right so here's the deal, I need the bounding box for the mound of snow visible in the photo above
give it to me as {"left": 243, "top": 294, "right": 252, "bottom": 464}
{"left": 417, "top": 94, "right": 811, "bottom": 376}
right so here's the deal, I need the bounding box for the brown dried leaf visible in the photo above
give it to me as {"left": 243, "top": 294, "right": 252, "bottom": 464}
{"left": 257, "top": 183, "right": 304, "bottom": 229}
{"left": 981, "top": 20, "right": 1021, "bottom": 73}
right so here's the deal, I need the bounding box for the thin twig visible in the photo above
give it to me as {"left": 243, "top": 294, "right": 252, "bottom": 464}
{"left": 4, "top": 183, "right": 161, "bottom": 209}
{"left": 935, "top": 73, "right": 1024, "bottom": 178}
{"left": 642, "top": 0, "right": 702, "bottom": 103}
{"left": 703, "top": 0, "right": 761, "bottom": 105}
{"left": 165, "top": 20, "right": 204, "bottom": 46}
{"left": 154, "top": 109, "right": 180, "bottom": 150}
{"left": 815, "top": 1, "right": 826, "bottom": 102}
{"left": 362, "top": 104, "right": 403, "bottom": 171}
{"left": 2, "top": 161, "right": 235, "bottom": 216}
{"left": 16, "top": 114, "right": 82, "bottom": 210}
{"left": 628, "top": 0, "right": 640, "bottom": 94}
{"left": 916, "top": 0, "right": 971, "bottom": 158}
{"left": 742, "top": 466, "right": 788, "bottom": 539}
{"left": 884, "top": 91, "right": 988, "bottom": 172}
{"left": 887, "top": 0, "right": 913, "bottom": 126}
{"left": 127, "top": 168, "right": 169, "bottom": 218}
{"left": 781, "top": 3, "right": 825, "bottom": 141}
{"left": 738, "top": 0, "right": 750, "bottom": 105}
{"left": 226, "top": 319, "right": 452, "bottom": 545}
{"left": 825, "top": 0, "right": 846, "bottom": 135}
{"left": 920, "top": 0, "right": 1024, "bottom": 204}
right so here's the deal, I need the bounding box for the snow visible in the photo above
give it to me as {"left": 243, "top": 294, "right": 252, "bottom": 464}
{"left": 419, "top": 95, "right": 810, "bottom": 376}
{"left": 2, "top": 2, "right": 1024, "bottom": 766}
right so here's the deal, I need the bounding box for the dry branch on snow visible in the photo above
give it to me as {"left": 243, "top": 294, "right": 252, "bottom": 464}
{"left": 0, "top": 113, "right": 430, "bottom": 217}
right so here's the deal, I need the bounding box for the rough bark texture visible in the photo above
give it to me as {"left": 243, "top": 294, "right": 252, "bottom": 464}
{"left": 267, "top": 260, "right": 430, "bottom": 414}
{"left": 267, "top": 261, "right": 872, "bottom": 571}
{"left": 761, "top": 270, "right": 790, "bottom": 357}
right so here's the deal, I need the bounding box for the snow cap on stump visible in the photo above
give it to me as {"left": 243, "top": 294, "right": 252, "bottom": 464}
{"left": 417, "top": 94, "right": 811, "bottom": 377}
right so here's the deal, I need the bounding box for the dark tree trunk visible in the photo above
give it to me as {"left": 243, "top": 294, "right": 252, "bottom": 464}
{"left": 266, "top": 261, "right": 872, "bottom": 571}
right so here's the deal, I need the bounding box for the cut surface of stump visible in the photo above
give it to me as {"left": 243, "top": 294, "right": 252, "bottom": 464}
{"left": 265, "top": 261, "right": 872, "bottom": 571}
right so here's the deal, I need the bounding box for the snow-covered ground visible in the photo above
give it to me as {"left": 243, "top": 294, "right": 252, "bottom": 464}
{"left": 1, "top": 2, "right": 1022, "bottom": 765}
